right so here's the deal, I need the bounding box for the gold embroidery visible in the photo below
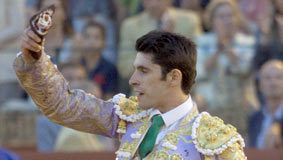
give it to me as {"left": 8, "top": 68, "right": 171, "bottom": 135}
{"left": 162, "top": 108, "right": 199, "bottom": 145}
{"left": 15, "top": 53, "right": 115, "bottom": 135}
{"left": 155, "top": 150, "right": 169, "bottom": 160}
{"left": 117, "top": 139, "right": 139, "bottom": 154}
{"left": 164, "top": 133, "right": 179, "bottom": 146}
{"left": 193, "top": 113, "right": 246, "bottom": 159}
{"left": 118, "top": 120, "right": 126, "bottom": 131}
{"left": 120, "top": 141, "right": 131, "bottom": 152}
{"left": 170, "top": 154, "right": 183, "bottom": 160}
{"left": 117, "top": 116, "right": 150, "bottom": 158}
{"left": 129, "top": 96, "right": 138, "bottom": 103}
{"left": 196, "top": 114, "right": 238, "bottom": 149}
{"left": 132, "top": 121, "right": 142, "bottom": 128}
{"left": 146, "top": 108, "right": 199, "bottom": 159}
{"left": 218, "top": 142, "right": 247, "bottom": 160}
{"left": 179, "top": 107, "right": 199, "bottom": 126}
{"left": 172, "top": 123, "right": 192, "bottom": 136}
{"left": 137, "top": 116, "right": 150, "bottom": 133}
{"left": 119, "top": 98, "right": 139, "bottom": 116}
{"left": 114, "top": 95, "right": 151, "bottom": 133}
{"left": 178, "top": 135, "right": 193, "bottom": 144}
{"left": 146, "top": 151, "right": 183, "bottom": 160}
{"left": 204, "top": 155, "right": 214, "bottom": 160}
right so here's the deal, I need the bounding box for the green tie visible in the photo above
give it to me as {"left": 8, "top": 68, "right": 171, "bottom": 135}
{"left": 139, "top": 115, "right": 164, "bottom": 159}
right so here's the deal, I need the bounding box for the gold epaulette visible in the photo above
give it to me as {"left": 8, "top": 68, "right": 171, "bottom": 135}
{"left": 111, "top": 94, "right": 151, "bottom": 134}
{"left": 191, "top": 112, "right": 245, "bottom": 156}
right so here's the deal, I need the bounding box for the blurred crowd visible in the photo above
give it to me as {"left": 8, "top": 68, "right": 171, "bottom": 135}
{"left": 0, "top": 0, "right": 282, "bottom": 156}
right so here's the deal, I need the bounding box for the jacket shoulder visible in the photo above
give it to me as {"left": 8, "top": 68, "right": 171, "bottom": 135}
{"left": 111, "top": 94, "right": 151, "bottom": 134}
{"left": 192, "top": 112, "right": 246, "bottom": 157}
{"left": 111, "top": 94, "right": 151, "bottom": 121}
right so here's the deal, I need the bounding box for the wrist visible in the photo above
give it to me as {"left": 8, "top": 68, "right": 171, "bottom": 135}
{"left": 21, "top": 47, "right": 44, "bottom": 64}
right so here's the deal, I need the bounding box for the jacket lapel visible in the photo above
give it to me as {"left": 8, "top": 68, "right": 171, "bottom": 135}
{"left": 116, "top": 116, "right": 150, "bottom": 159}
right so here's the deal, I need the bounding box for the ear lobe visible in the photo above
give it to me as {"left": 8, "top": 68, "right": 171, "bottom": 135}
{"left": 167, "top": 69, "right": 182, "bottom": 86}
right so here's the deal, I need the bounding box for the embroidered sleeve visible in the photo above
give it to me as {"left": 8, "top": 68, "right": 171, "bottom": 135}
{"left": 192, "top": 112, "right": 247, "bottom": 160}
{"left": 14, "top": 52, "right": 119, "bottom": 137}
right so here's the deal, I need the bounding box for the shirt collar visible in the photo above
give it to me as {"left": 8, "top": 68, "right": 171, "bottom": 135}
{"left": 150, "top": 95, "right": 194, "bottom": 127}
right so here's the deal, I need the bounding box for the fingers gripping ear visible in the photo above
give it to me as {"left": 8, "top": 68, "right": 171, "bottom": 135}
{"left": 21, "top": 35, "right": 41, "bottom": 52}
{"left": 25, "top": 28, "right": 41, "bottom": 43}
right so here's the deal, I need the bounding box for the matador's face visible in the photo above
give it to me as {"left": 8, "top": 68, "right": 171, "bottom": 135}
{"left": 129, "top": 52, "right": 170, "bottom": 110}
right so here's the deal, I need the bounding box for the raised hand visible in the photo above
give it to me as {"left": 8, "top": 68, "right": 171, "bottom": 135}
{"left": 20, "top": 4, "right": 55, "bottom": 64}
{"left": 21, "top": 27, "right": 44, "bottom": 64}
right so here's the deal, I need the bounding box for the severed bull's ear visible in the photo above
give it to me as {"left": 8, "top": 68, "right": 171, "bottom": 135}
{"left": 29, "top": 4, "right": 55, "bottom": 38}
{"left": 29, "top": 4, "right": 55, "bottom": 59}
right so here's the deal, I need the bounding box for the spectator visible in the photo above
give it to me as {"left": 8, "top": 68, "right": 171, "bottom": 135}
{"left": 66, "top": 0, "right": 117, "bottom": 64}
{"left": 25, "top": 0, "right": 66, "bottom": 61}
{"left": 238, "top": 0, "right": 270, "bottom": 25}
{"left": 180, "top": 0, "right": 211, "bottom": 31}
{"left": 248, "top": 60, "right": 283, "bottom": 149}
{"left": 195, "top": 0, "right": 256, "bottom": 139}
{"left": 252, "top": 0, "right": 283, "bottom": 104}
{"left": 237, "top": 0, "right": 271, "bottom": 36}
{"left": 57, "top": 61, "right": 87, "bottom": 84}
{"left": 118, "top": 0, "right": 202, "bottom": 94}
{"left": 253, "top": 0, "right": 283, "bottom": 70}
{"left": 36, "top": 61, "right": 87, "bottom": 152}
{"left": 117, "top": 0, "right": 142, "bottom": 16}
{"left": 71, "top": 21, "right": 118, "bottom": 100}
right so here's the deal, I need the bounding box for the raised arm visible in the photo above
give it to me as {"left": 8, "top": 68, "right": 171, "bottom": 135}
{"left": 14, "top": 28, "right": 119, "bottom": 138}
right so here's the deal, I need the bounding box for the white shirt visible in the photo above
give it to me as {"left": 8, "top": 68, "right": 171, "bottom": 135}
{"left": 149, "top": 95, "right": 194, "bottom": 145}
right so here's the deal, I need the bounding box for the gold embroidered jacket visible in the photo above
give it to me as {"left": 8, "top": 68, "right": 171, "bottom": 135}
{"left": 14, "top": 52, "right": 247, "bottom": 160}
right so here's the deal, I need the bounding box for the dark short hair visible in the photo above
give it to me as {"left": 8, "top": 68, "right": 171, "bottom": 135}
{"left": 82, "top": 20, "right": 106, "bottom": 39}
{"left": 135, "top": 30, "right": 197, "bottom": 94}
